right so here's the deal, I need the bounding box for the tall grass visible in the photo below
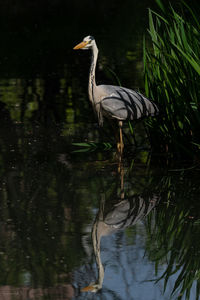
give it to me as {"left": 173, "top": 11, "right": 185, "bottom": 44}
{"left": 144, "top": 1, "right": 200, "bottom": 156}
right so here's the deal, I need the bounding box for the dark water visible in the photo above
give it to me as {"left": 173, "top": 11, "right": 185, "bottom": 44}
{"left": 0, "top": 1, "right": 200, "bottom": 300}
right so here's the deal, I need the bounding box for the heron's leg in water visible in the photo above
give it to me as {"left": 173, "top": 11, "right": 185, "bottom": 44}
{"left": 117, "top": 121, "right": 124, "bottom": 155}
{"left": 120, "top": 163, "right": 125, "bottom": 199}
{"left": 108, "top": 120, "right": 122, "bottom": 157}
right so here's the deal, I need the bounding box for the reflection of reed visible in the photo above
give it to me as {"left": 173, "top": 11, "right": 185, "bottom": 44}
{"left": 82, "top": 163, "right": 159, "bottom": 292}
{"left": 145, "top": 173, "right": 200, "bottom": 300}
{"left": 0, "top": 117, "right": 92, "bottom": 293}
{"left": 0, "top": 284, "right": 74, "bottom": 300}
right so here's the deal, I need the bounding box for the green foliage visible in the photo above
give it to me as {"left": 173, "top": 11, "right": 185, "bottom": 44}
{"left": 144, "top": 2, "right": 200, "bottom": 156}
{"left": 72, "top": 142, "right": 113, "bottom": 152}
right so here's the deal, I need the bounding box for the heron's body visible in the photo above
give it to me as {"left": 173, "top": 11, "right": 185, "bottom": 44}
{"left": 73, "top": 35, "right": 159, "bottom": 153}
{"left": 95, "top": 84, "right": 158, "bottom": 126}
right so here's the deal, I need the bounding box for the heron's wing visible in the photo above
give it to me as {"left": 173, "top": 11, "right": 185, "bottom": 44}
{"left": 97, "top": 85, "right": 159, "bottom": 121}
{"left": 104, "top": 194, "right": 159, "bottom": 229}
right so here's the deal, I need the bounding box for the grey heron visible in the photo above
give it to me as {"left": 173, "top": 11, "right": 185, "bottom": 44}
{"left": 73, "top": 35, "right": 159, "bottom": 154}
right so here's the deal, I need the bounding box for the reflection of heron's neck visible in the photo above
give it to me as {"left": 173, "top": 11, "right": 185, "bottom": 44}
{"left": 92, "top": 220, "right": 105, "bottom": 289}
{"left": 88, "top": 43, "right": 98, "bottom": 104}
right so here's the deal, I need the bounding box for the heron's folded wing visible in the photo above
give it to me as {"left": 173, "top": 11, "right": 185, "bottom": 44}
{"left": 99, "top": 85, "right": 158, "bottom": 121}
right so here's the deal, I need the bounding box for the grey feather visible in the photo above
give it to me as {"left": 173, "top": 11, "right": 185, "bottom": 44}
{"left": 97, "top": 85, "right": 159, "bottom": 124}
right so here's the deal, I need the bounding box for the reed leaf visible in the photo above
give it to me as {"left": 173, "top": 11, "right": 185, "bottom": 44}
{"left": 144, "top": 1, "right": 200, "bottom": 156}
{"left": 181, "top": 0, "right": 200, "bottom": 31}
{"left": 155, "top": 0, "right": 165, "bottom": 13}
{"left": 171, "top": 43, "right": 200, "bottom": 75}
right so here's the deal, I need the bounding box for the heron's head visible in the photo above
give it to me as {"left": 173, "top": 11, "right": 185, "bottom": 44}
{"left": 81, "top": 283, "right": 101, "bottom": 293}
{"left": 73, "top": 35, "right": 95, "bottom": 50}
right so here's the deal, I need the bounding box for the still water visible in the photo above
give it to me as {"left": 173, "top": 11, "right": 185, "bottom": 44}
{"left": 0, "top": 1, "right": 200, "bottom": 300}
{"left": 0, "top": 126, "right": 200, "bottom": 300}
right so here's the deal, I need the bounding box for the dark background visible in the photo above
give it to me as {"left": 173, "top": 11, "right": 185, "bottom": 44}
{"left": 0, "top": 0, "right": 160, "bottom": 78}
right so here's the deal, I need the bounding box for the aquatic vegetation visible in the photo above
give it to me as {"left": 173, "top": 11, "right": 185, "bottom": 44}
{"left": 143, "top": 0, "right": 200, "bottom": 156}
{"left": 72, "top": 142, "right": 112, "bottom": 152}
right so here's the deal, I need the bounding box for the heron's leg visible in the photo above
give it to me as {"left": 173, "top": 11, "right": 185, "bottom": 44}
{"left": 118, "top": 121, "right": 124, "bottom": 155}
{"left": 108, "top": 120, "right": 119, "bottom": 144}
{"left": 120, "top": 163, "right": 125, "bottom": 200}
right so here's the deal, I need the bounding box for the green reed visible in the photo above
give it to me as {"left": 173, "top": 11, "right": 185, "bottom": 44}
{"left": 143, "top": 0, "right": 200, "bottom": 156}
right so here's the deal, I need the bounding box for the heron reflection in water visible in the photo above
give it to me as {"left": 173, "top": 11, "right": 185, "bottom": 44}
{"left": 81, "top": 165, "right": 159, "bottom": 293}
{"left": 73, "top": 36, "right": 159, "bottom": 155}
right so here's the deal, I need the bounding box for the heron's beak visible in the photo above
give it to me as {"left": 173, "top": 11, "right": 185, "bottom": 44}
{"left": 81, "top": 285, "right": 95, "bottom": 292}
{"left": 73, "top": 41, "right": 89, "bottom": 50}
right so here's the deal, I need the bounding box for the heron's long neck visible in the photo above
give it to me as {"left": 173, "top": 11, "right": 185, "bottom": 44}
{"left": 92, "top": 221, "right": 105, "bottom": 289}
{"left": 88, "top": 44, "right": 98, "bottom": 104}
